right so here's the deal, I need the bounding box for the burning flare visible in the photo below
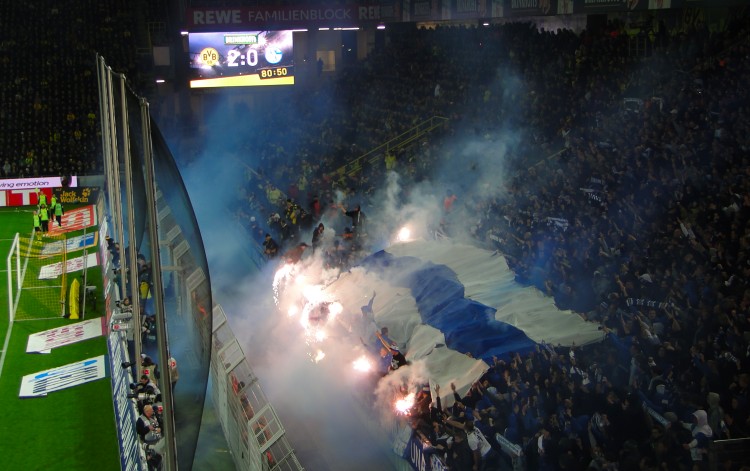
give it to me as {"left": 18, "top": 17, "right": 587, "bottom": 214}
{"left": 272, "top": 263, "right": 295, "bottom": 306}
{"left": 352, "top": 355, "right": 372, "bottom": 372}
{"left": 313, "top": 350, "right": 326, "bottom": 363}
{"left": 397, "top": 226, "right": 411, "bottom": 242}
{"left": 394, "top": 392, "right": 416, "bottom": 414}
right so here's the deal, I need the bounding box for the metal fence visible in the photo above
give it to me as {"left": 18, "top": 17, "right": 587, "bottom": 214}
{"left": 211, "top": 304, "right": 303, "bottom": 471}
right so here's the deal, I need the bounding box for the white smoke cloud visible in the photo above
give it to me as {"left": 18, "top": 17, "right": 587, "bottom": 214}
{"left": 155, "top": 56, "right": 533, "bottom": 469}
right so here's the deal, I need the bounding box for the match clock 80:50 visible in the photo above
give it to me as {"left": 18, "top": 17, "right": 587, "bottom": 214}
{"left": 259, "top": 67, "right": 292, "bottom": 79}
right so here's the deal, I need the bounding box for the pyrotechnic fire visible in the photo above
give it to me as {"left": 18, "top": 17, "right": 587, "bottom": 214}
{"left": 272, "top": 263, "right": 294, "bottom": 306}
{"left": 352, "top": 355, "right": 372, "bottom": 372}
{"left": 394, "top": 392, "right": 416, "bottom": 414}
{"left": 397, "top": 226, "right": 411, "bottom": 242}
{"left": 328, "top": 302, "right": 343, "bottom": 320}
{"left": 302, "top": 283, "right": 325, "bottom": 303}
{"left": 314, "top": 350, "right": 326, "bottom": 363}
{"left": 273, "top": 259, "right": 348, "bottom": 368}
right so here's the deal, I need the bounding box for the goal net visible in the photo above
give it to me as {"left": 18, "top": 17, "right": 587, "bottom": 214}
{"left": 7, "top": 232, "right": 69, "bottom": 322}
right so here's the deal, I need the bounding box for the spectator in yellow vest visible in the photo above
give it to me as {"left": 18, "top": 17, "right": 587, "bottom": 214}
{"left": 33, "top": 210, "right": 41, "bottom": 237}
{"left": 385, "top": 152, "right": 396, "bottom": 171}
{"left": 39, "top": 204, "right": 49, "bottom": 233}
{"left": 54, "top": 201, "right": 64, "bottom": 226}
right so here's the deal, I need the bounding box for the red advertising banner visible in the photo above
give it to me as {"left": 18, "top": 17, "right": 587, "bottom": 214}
{"left": 47, "top": 205, "right": 97, "bottom": 236}
{"left": 0, "top": 176, "right": 79, "bottom": 207}
{"left": 0, "top": 188, "right": 51, "bottom": 207}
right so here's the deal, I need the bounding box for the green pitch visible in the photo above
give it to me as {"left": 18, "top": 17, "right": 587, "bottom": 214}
{"left": 0, "top": 207, "right": 120, "bottom": 471}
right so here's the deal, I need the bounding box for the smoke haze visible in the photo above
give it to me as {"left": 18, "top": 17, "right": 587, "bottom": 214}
{"left": 157, "top": 54, "right": 533, "bottom": 469}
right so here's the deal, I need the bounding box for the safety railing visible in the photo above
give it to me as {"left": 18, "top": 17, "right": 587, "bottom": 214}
{"left": 211, "top": 304, "right": 303, "bottom": 471}
{"left": 329, "top": 116, "right": 449, "bottom": 178}
{"left": 709, "top": 437, "right": 750, "bottom": 470}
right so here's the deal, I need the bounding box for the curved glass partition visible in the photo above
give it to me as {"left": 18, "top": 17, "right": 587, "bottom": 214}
{"left": 97, "top": 55, "right": 212, "bottom": 471}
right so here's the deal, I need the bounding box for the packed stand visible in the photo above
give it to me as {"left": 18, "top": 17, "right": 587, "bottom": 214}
{"left": 211, "top": 12, "right": 750, "bottom": 469}
{"left": 0, "top": 0, "right": 140, "bottom": 179}
{"left": 415, "top": 20, "right": 749, "bottom": 471}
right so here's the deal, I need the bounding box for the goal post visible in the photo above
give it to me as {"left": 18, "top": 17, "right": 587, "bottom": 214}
{"left": 6, "top": 232, "right": 20, "bottom": 323}
{"left": 11, "top": 233, "right": 70, "bottom": 322}
{"left": 60, "top": 232, "right": 67, "bottom": 319}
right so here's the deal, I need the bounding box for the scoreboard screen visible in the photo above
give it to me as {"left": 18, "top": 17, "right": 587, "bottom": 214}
{"left": 188, "top": 30, "right": 294, "bottom": 88}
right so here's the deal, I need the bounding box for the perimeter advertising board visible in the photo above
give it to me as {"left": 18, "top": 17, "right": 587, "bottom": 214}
{"left": 0, "top": 176, "right": 78, "bottom": 207}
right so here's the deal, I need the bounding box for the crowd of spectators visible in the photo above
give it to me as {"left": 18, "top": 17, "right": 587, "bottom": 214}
{"left": 5, "top": 1, "right": 750, "bottom": 469}
{"left": 0, "top": 0, "right": 141, "bottom": 179}
{"left": 215, "top": 11, "right": 750, "bottom": 471}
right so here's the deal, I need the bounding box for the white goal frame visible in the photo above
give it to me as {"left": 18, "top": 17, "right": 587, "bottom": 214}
{"left": 0, "top": 232, "right": 21, "bottom": 380}
{"left": 6, "top": 232, "right": 20, "bottom": 323}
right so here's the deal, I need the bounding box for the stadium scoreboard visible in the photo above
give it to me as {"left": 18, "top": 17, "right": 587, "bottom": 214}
{"left": 189, "top": 30, "right": 294, "bottom": 88}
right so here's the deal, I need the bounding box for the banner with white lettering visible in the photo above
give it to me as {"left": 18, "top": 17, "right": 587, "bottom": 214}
{"left": 185, "top": 1, "right": 750, "bottom": 29}
{"left": 573, "top": 0, "right": 649, "bottom": 13}
{"left": 19, "top": 355, "right": 106, "bottom": 397}
{"left": 505, "top": 0, "right": 556, "bottom": 16}
{"left": 408, "top": 0, "right": 442, "bottom": 21}
{"left": 26, "top": 318, "right": 106, "bottom": 353}
{"left": 184, "top": 0, "right": 711, "bottom": 29}
{"left": 557, "top": 0, "right": 574, "bottom": 13}
{"left": 187, "top": 5, "right": 381, "bottom": 29}
{"left": 379, "top": 0, "right": 403, "bottom": 22}
{"left": 108, "top": 333, "right": 143, "bottom": 469}
{"left": 450, "top": 0, "right": 488, "bottom": 19}
{"left": 649, "top": 0, "right": 672, "bottom": 9}
{"left": 38, "top": 253, "right": 99, "bottom": 280}
{"left": 407, "top": 432, "right": 448, "bottom": 471}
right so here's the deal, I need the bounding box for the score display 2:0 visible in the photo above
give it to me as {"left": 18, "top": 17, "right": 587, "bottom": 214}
{"left": 227, "top": 49, "right": 258, "bottom": 67}
{"left": 260, "top": 68, "right": 288, "bottom": 78}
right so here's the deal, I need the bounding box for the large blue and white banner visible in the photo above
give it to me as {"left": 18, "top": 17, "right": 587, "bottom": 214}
{"left": 325, "top": 239, "right": 604, "bottom": 403}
